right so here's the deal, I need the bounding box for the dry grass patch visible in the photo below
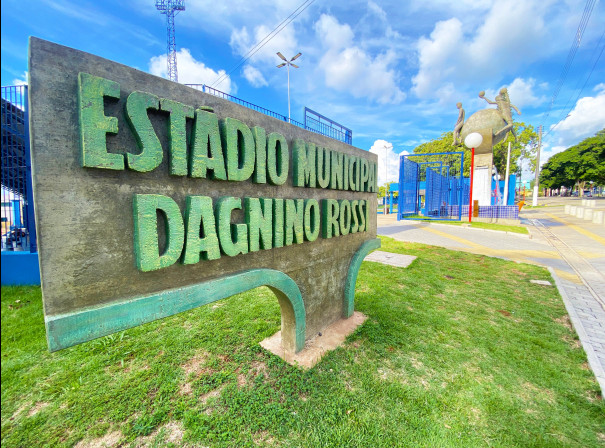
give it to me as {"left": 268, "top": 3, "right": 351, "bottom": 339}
{"left": 74, "top": 430, "right": 122, "bottom": 448}
{"left": 555, "top": 314, "right": 573, "bottom": 331}
{"left": 134, "top": 421, "right": 184, "bottom": 447}
{"left": 181, "top": 351, "right": 210, "bottom": 376}
{"left": 28, "top": 401, "right": 49, "bottom": 417}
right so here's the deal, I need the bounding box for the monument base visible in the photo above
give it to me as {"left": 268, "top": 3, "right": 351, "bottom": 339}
{"left": 260, "top": 311, "right": 368, "bottom": 369}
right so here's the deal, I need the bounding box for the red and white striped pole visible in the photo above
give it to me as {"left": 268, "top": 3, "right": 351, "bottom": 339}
{"left": 464, "top": 133, "right": 483, "bottom": 223}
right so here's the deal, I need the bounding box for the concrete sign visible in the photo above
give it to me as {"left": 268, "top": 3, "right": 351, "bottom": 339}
{"left": 28, "top": 38, "right": 379, "bottom": 354}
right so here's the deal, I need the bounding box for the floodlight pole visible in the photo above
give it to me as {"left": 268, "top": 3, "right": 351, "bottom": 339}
{"left": 276, "top": 52, "right": 301, "bottom": 123}
{"left": 287, "top": 63, "right": 291, "bottom": 122}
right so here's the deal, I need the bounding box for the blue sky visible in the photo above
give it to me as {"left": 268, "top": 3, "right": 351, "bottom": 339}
{"left": 2, "top": 0, "right": 604, "bottom": 185}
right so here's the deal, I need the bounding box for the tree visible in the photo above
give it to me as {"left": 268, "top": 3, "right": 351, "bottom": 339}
{"left": 412, "top": 122, "right": 539, "bottom": 177}
{"left": 540, "top": 129, "right": 605, "bottom": 193}
{"left": 378, "top": 182, "right": 396, "bottom": 198}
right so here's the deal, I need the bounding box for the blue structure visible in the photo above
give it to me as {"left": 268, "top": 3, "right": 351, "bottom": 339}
{"left": 185, "top": 85, "right": 353, "bottom": 145}
{"left": 491, "top": 175, "right": 516, "bottom": 206}
{"left": 398, "top": 152, "right": 466, "bottom": 221}
{"left": 1, "top": 85, "right": 40, "bottom": 285}
{"left": 304, "top": 108, "right": 352, "bottom": 145}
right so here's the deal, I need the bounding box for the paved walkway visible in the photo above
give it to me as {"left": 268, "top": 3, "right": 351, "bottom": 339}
{"left": 377, "top": 199, "right": 605, "bottom": 393}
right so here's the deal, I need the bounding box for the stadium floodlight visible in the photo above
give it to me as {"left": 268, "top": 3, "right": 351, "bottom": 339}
{"left": 276, "top": 52, "right": 302, "bottom": 123}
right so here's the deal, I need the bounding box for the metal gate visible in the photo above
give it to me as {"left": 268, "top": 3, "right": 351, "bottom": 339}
{"left": 1, "top": 85, "right": 37, "bottom": 252}
{"left": 398, "top": 152, "right": 466, "bottom": 221}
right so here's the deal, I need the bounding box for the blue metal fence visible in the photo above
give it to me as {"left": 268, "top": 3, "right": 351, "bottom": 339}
{"left": 1, "top": 85, "right": 37, "bottom": 252}
{"left": 399, "top": 157, "right": 419, "bottom": 216}
{"left": 185, "top": 84, "right": 352, "bottom": 145}
{"left": 398, "top": 152, "right": 465, "bottom": 221}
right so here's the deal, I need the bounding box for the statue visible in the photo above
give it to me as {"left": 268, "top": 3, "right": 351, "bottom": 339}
{"left": 452, "top": 102, "right": 465, "bottom": 146}
{"left": 458, "top": 87, "right": 521, "bottom": 147}
{"left": 478, "top": 88, "right": 521, "bottom": 140}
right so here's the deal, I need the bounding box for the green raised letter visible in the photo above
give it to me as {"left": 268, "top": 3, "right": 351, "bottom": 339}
{"left": 273, "top": 199, "right": 284, "bottom": 248}
{"left": 78, "top": 72, "right": 123, "bottom": 170}
{"left": 246, "top": 197, "right": 273, "bottom": 252}
{"left": 267, "top": 132, "right": 288, "bottom": 185}
{"left": 357, "top": 200, "right": 367, "bottom": 232}
{"left": 350, "top": 200, "right": 359, "bottom": 233}
{"left": 348, "top": 156, "right": 357, "bottom": 191}
{"left": 125, "top": 91, "right": 163, "bottom": 172}
{"left": 317, "top": 147, "right": 330, "bottom": 188}
{"left": 252, "top": 127, "right": 267, "bottom": 184}
{"left": 133, "top": 194, "right": 184, "bottom": 272}
{"left": 284, "top": 199, "right": 304, "bottom": 246}
{"left": 330, "top": 151, "right": 344, "bottom": 190}
{"left": 322, "top": 199, "right": 340, "bottom": 239}
{"left": 160, "top": 98, "right": 194, "bottom": 176}
{"left": 183, "top": 195, "right": 221, "bottom": 264}
{"left": 360, "top": 158, "right": 369, "bottom": 192}
{"left": 216, "top": 197, "right": 248, "bottom": 257}
{"left": 304, "top": 199, "right": 320, "bottom": 242}
{"left": 339, "top": 200, "right": 351, "bottom": 236}
{"left": 220, "top": 117, "right": 255, "bottom": 182}
{"left": 190, "top": 109, "right": 226, "bottom": 180}
{"left": 293, "top": 140, "right": 316, "bottom": 188}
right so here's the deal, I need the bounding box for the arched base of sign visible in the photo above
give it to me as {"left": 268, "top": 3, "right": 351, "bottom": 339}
{"left": 45, "top": 269, "right": 307, "bottom": 353}
{"left": 344, "top": 238, "right": 382, "bottom": 318}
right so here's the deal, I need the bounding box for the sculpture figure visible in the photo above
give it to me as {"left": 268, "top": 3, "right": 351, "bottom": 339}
{"left": 452, "top": 102, "right": 465, "bottom": 146}
{"left": 478, "top": 88, "right": 521, "bottom": 140}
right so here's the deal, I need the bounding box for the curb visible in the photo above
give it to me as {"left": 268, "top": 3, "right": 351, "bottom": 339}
{"left": 547, "top": 266, "right": 605, "bottom": 395}
{"left": 424, "top": 222, "right": 531, "bottom": 239}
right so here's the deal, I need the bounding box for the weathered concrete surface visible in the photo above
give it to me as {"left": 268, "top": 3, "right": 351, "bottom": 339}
{"left": 364, "top": 251, "right": 417, "bottom": 268}
{"left": 260, "top": 311, "right": 367, "bottom": 368}
{"left": 28, "top": 38, "right": 377, "bottom": 349}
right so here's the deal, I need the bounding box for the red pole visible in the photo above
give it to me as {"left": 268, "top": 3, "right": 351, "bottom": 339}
{"left": 468, "top": 147, "right": 475, "bottom": 222}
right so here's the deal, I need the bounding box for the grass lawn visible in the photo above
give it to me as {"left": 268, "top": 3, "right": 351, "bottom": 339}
{"left": 1, "top": 236, "right": 603, "bottom": 447}
{"left": 426, "top": 220, "right": 529, "bottom": 235}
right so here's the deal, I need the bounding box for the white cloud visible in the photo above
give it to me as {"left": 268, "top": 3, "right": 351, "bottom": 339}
{"left": 242, "top": 65, "right": 268, "bottom": 87}
{"left": 149, "top": 48, "right": 233, "bottom": 93}
{"left": 12, "top": 71, "right": 28, "bottom": 86}
{"left": 314, "top": 14, "right": 405, "bottom": 105}
{"left": 550, "top": 85, "right": 605, "bottom": 147}
{"left": 412, "top": 0, "right": 550, "bottom": 99}
{"left": 369, "top": 139, "right": 401, "bottom": 186}
{"left": 480, "top": 77, "right": 547, "bottom": 112}
{"left": 230, "top": 24, "right": 298, "bottom": 65}
{"left": 503, "top": 77, "right": 546, "bottom": 109}
{"left": 314, "top": 14, "right": 354, "bottom": 50}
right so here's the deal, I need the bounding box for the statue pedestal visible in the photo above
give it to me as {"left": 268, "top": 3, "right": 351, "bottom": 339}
{"left": 472, "top": 129, "right": 493, "bottom": 207}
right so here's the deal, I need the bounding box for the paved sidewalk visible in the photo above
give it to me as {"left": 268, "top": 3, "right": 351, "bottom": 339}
{"left": 377, "top": 204, "right": 605, "bottom": 393}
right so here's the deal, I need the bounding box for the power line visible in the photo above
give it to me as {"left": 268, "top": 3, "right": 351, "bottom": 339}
{"left": 210, "top": 0, "right": 316, "bottom": 89}
{"left": 541, "top": 0, "right": 597, "bottom": 127}
{"left": 543, "top": 28, "right": 604, "bottom": 139}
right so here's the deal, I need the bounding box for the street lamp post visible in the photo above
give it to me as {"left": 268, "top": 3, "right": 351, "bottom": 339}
{"left": 383, "top": 143, "right": 393, "bottom": 214}
{"left": 464, "top": 133, "right": 483, "bottom": 223}
{"left": 276, "top": 52, "right": 301, "bottom": 123}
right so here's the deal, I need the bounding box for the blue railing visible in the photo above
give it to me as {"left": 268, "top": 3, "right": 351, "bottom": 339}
{"left": 304, "top": 107, "right": 352, "bottom": 145}
{"left": 185, "top": 84, "right": 352, "bottom": 145}
{"left": 1, "top": 85, "right": 37, "bottom": 252}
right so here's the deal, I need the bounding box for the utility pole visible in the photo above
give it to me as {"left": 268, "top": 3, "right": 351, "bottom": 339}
{"left": 503, "top": 142, "right": 511, "bottom": 205}
{"left": 532, "top": 125, "right": 542, "bottom": 207}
